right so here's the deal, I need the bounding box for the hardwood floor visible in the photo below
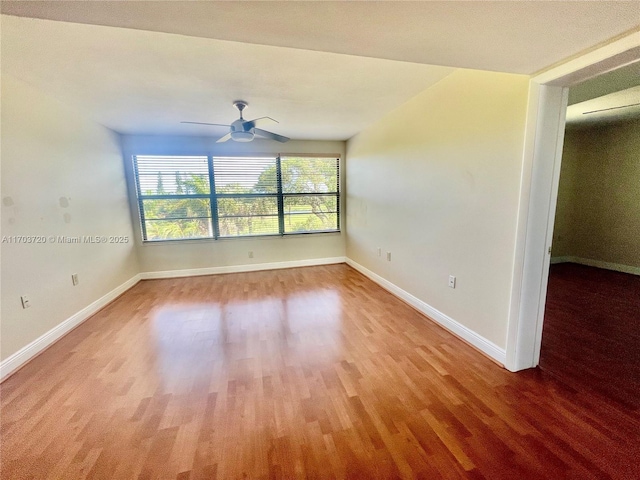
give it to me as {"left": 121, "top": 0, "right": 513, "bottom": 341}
{"left": 1, "top": 264, "right": 639, "bottom": 479}
{"left": 540, "top": 262, "right": 640, "bottom": 410}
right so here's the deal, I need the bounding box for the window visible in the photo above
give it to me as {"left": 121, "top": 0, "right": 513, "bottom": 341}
{"left": 281, "top": 156, "right": 340, "bottom": 234}
{"left": 133, "top": 155, "right": 339, "bottom": 241}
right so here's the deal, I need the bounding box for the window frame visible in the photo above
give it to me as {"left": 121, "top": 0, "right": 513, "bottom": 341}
{"left": 133, "top": 154, "right": 340, "bottom": 242}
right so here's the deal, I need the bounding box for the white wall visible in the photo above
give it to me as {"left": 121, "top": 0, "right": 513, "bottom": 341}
{"left": 346, "top": 69, "right": 530, "bottom": 349}
{"left": 1, "top": 75, "right": 139, "bottom": 362}
{"left": 120, "top": 136, "right": 346, "bottom": 273}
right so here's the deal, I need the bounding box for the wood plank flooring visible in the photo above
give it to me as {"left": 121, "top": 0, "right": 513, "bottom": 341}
{"left": 1, "top": 264, "right": 639, "bottom": 479}
{"left": 540, "top": 262, "right": 640, "bottom": 410}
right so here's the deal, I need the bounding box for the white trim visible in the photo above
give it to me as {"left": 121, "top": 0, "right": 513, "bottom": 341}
{"left": 531, "top": 86, "right": 570, "bottom": 368}
{"left": 533, "top": 29, "right": 640, "bottom": 86}
{"left": 506, "top": 84, "right": 569, "bottom": 372}
{"left": 345, "top": 258, "right": 506, "bottom": 366}
{"left": 550, "top": 256, "right": 640, "bottom": 276}
{"left": 0, "top": 274, "right": 141, "bottom": 382}
{"left": 140, "top": 257, "right": 346, "bottom": 279}
{"left": 505, "top": 82, "right": 542, "bottom": 372}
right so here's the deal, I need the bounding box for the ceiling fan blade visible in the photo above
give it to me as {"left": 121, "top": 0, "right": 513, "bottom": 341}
{"left": 216, "top": 133, "right": 233, "bottom": 143}
{"left": 181, "top": 121, "right": 230, "bottom": 127}
{"left": 244, "top": 116, "right": 278, "bottom": 129}
{"left": 254, "top": 128, "right": 290, "bottom": 143}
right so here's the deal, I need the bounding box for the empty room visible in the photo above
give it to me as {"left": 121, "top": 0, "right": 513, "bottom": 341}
{"left": 1, "top": 2, "right": 639, "bottom": 479}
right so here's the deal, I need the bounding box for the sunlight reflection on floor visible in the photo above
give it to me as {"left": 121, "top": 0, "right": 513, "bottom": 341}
{"left": 150, "top": 288, "right": 343, "bottom": 390}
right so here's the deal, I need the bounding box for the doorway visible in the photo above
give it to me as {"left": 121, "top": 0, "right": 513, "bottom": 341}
{"left": 505, "top": 32, "right": 640, "bottom": 373}
{"left": 539, "top": 71, "right": 640, "bottom": 405}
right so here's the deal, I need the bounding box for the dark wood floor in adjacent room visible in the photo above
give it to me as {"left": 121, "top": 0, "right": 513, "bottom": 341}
{"left": 1, "top": 264, "right": 639, "bottom": 479}
{"left": 540, "top": 262, "right": 640, "bottom": 411}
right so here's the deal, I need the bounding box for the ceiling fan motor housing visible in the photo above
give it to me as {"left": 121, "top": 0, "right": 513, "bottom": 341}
{"left": 231, "top": 118, "right": 252, "bottom": 132}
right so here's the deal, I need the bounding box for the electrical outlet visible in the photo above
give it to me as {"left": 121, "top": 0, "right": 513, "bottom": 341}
{"left": 21, "top": 295, "right": 31, "bottom": 309}
{"left": 448, "top": 275, "right": 456, "bottom": 288}
{"left": 248, "top": 251, "right": 254, "bottom": 258}
{"left": 71, "top": 273, "right": 79, "bottom": 286}
{"left": 377, "top": 247, "right": 381, "bottom": 257}
{"left": 386, "top": 251, "right": 391, "bottom": 261}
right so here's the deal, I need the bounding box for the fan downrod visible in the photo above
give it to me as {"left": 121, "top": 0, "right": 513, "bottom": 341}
{"left": 233, "top": 100, "right": 248, "bottom": 118}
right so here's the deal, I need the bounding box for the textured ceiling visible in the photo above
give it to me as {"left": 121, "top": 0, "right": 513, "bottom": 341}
{"left": 2, "top": 2, "right": 639, "bottom": 139}
{"left": 2, "top": 1, "right": 639, "bottom": 75}
{"left": 1, "top": 15, "right": 455, "bottom": 139}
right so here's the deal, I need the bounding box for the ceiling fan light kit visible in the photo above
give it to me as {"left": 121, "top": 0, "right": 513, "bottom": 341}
{"left": 230, "top": 130, "right": 254, "bottom": 142}
{"left": 181, "top": 100, "right": 290, "bottom": 143}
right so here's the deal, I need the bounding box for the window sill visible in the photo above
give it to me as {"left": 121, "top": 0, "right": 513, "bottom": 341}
{"left": 140, "top": 230, "right": 341, "bottom": 246}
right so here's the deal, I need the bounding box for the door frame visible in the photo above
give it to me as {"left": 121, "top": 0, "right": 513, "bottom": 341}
{"left": 505, "top": 30, "right": 640, "bottom": 372}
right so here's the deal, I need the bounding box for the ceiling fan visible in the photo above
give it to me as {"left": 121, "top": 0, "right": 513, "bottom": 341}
{"left": 181, "top": 101, "right": 290, "bottom": 143}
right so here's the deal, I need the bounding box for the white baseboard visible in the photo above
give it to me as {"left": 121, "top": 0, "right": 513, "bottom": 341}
{"left": 550, "top": 256, "right": 640, "bottom": 275}
{"left": 140, "top": 256, "right": 347, "bottom": 279}
{"left": 345, "top": 258, "right": 506, "bottom": 366}
{"left": 0, "top": 274, "right": 141, "bottom": 382}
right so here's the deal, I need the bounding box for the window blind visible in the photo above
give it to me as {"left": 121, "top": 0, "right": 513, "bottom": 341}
{"left": 134, "top": 155, "right": 213, "bottom": 240}
{"left": 133, "top": 155, "right": 340, "bottom": 241}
